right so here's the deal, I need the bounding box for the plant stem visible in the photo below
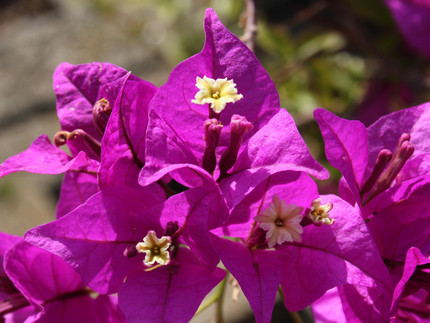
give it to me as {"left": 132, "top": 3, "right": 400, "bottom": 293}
{"left": 193, "top": 274, "right": 228, "bottom": 320}
{"left": 215, "top": 275, "right": 227, "bottom": 323}
{"left": 241, "top": 0, "right": 257, "bottom": 51}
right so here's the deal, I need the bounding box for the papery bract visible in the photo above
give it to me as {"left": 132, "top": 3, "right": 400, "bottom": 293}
{"left": 0, "top": 233, "right": 37, "bottom": 322}
{"left": 384, "top": 0, "right": 430, "bottom": 60}
{"left": 0, "top": 135, "right": 98, "bottom": 177}
{"left": 54, "top": 62, "right": 132, "bottom": 147}
{"left": 315, "top": 105, "right": 430, "bottom": 321}
{"left": 1, "top": 233, "right": 125, "bottom": 323}
{"left": 139, "top": 9, "right": 328, "bottom": 222}
{"left": 25, "top": 185, "right": 226, "bottom": 322}
{"left": 314, "top": 104, "right": 430, "bottom": 213}
{"left": 0, "top": 62, "right": 132, "bottom": 177}
{"left": 390, "top": 247, "right": 430, "bottom": 320}
{"left": 0, "top": 62, "right": 164, "bottom": 218}
{"left": 314, "top": 248, "right": 430, "bottom": 323}
{"left": 211, "top": 172, "right": 392, "bottom": 323}
{"left": 119, "top": 249, "right": 224, "bottom": 323}
{"left": 98, "top": 73, "right": 162, "bottom": 190}
{"left": 311, "top": 288, "right": 347, "bottom": 323}
{"left": 0, "top": 232, "right": 22, "bottom": 307}
{"left": 0, "top": 63, "right": 123, "bottom": 217}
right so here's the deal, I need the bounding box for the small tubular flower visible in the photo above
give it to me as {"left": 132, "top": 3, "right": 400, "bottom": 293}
{"left": 136, "top": 231, "right": 171, "bottom": 266}
{"left": 255, "top": 195, "right": 304, "bottom": 247}
{"left": 192, "top": 76, "right": 243, "bottom": 113}
{"left": 308, "top": 198, "right": 334, "bottom": 225}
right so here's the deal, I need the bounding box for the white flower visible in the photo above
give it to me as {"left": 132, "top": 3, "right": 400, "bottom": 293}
{"left": 191, "top": 76, "right": 243, "bottom": 113}
{"left": 136, "top": 231, "right": 171, "bottom": 266}
{"left": 255, "top": 195, "right": 304, "bottom": 248}
{"left": 308, "top": 198, "right": 334, "bottom": 225}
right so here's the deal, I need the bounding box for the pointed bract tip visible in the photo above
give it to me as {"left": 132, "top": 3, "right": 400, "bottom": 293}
{"left": 204, "top": 8, "right": 223, "bottom": 33}
{"left": 204, "top": 8, "right": 218, "bottom": 21}
{"left": 313, "top": 107, "right": 325, "bottom": 117}
{"left": 313, "top": 107, "right": 336, "bottom": 121}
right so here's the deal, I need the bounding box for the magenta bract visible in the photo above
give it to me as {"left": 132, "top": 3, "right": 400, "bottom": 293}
{"left": 315, "top": 104, "right": 430, "bottom": 321}
{"left": 139, "top": 9, "right": 328, "bottom": 219}
{"left": 1, "top": 233, "right": 125, "bottom": 323}
{"left": 25, "top": 185, "right": 227, "bottom": 322}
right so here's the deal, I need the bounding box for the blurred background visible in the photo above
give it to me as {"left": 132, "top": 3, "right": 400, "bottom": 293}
{"left": 1, "top": 0, "right": 430, "bottom": 321}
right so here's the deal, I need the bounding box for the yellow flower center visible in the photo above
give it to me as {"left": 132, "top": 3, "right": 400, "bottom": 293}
{"left": 191, "top": 76, "right": 243, "bottom": 113}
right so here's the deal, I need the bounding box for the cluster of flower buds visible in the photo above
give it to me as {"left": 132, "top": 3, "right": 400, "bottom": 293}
{"left": 0, "top": 8, "right": 429, "bottom": 323}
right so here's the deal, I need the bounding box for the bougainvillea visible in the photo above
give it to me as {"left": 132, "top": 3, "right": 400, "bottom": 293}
{"left": 1, "top": 6, "right": 429, "bottom": 323}
{"left": 314, "top": 105, "right": 430, "bottom": 322}
{"left": 0, "top": 232, "right": 126, "bottom": 322}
